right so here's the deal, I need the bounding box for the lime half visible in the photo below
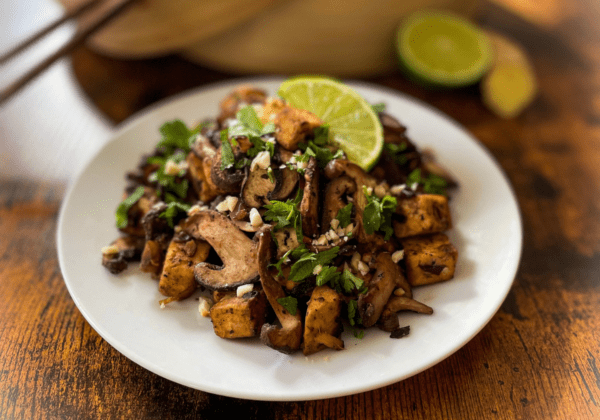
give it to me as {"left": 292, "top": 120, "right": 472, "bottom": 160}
{"left": 278, "top": 76, "right": 384, "bottom": 171}
{"left": 397, "top": 10, "right": 492, "bottom": 87}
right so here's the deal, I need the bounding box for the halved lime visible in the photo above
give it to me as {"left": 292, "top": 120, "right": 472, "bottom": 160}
{"left": 396, "top": 10, "right": 492, "bottom": 87}
{"left": 278, "top": 76, "right": 384, "bottom": 171}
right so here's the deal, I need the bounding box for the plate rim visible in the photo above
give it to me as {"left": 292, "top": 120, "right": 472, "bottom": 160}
{"left": 57, "top": 77, "right": 523, "bottom": 401}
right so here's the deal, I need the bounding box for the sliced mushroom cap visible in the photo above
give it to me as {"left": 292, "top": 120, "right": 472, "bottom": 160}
{"left": 102, "top": 235, "right": 146, "bottom": 274}
{"left": 269, "top": 166, "right": 299, "bottom": 201}
{"left": 182, "top": 210, "right": 260, "bottom": 291}
{"left": 358, "top": 252, "right": 401, "bottom": 327}
{"left": 324, "top": 159, "right": 378, "bottom": 243}
{"left": 378, "top": 296, "right": 433, "bottom": 332}
{"left": 321, "top": 175, "right": 356, "bottom": 233}
{"left": 257, "top": 226, "right": 303, "bottom": 354}
{"left": 210, "top": 149, "right": 246, "bottom": 194}
{"left": 241, "top": 166, "right": 278, "bottom": 208}
{"left": 300, "top": 157, "right": 320, "bottom": 238}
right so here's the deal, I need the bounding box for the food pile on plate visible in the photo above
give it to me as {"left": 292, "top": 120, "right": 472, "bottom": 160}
{"left": 101, "top": 78, "right": 459, "bottom": 356}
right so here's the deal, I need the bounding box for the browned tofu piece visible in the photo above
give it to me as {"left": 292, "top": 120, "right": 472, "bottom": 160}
{"left": 393, "top": 194, "right": 451, "bottom": 238}
{"left": 402, "top": 233, "right": 458, "bottom": 286}
{"left": 140, "top": 239, "right": 164, "bottom": 278}
{"left": 273, "top": 106, "right": 322, "bottom": 151}
{"left": 259, "top": 97, "right": 286, "bottom": 124}
{"left": 303, "top": 286, "right": 344, "bottom": 355}
{"left": 217, "top": 85, "right": 267, "bottom": 124}
{"left": 210, "top": 290, "right": 268, "bottom": 339}
{"left": 158, "top": 239, "right": 211, "bottom": 300}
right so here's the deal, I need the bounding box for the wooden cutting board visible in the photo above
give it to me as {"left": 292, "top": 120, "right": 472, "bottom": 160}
{"left": 58, "top": 0, "right": 286, "bottom": 57}
{"left": 59, "top": 0, "right": 478, "bottom": 76}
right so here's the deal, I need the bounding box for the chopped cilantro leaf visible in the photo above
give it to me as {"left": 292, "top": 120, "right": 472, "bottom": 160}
{"left": 312, "top": 124, "right": 329, "bottom": 146}
{"left": 157, "top": 120, "right": 198, "bottom": 154}
{"left": 159, "top": 201, "right": 191, "bottom": 228}
{"left": 363, "top": 187, "right": 397, "bottom": 240}
{"left": 372, "top": 103, "right": 386, "bottom": 113}
{"left": 407, "top": 168, "right": 448, "bottom": 195}
{"left": 263, "top": 190, "right": 303, "bottom": 240}
{"left": 276, "top": 296, "right": 298, "bottom": 316}
{"left": 220, "top": 129, "right": 235, "bottom": 170}
{"left": 236, "top": 105, "right": 263, "bottom": 132}
{"left": 384, "top": 142, "right": 409, "bottom": 165}
{"left": 336, "top": 203, "right": 353, "bottom": 228}
{"left": 247, "top": 135, "right": 275, "bottom": 158}
{"left": 316, "top": 265, "right": 341, "bottom": 287}
{"left": 115, "top": 186, "right": 145, "bottom": 229}
{"left": 288, "top": 247, "right": 339, "bottom": 283}
{"left": 347, "top": 300, "right": 362, "bottom": 326}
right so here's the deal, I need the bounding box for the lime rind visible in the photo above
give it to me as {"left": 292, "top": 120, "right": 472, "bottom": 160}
{"left": 278, "top": 77, "right": 384, "bottom": 171}
{"left": 397, "top": 10, "right": 492, "bottom": 87}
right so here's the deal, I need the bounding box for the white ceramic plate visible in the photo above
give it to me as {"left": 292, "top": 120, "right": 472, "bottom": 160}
{"left": 57, "top": 77, "right": 522, "bottom": 401}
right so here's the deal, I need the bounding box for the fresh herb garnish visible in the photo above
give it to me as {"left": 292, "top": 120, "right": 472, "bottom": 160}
{"left": 157, "top": 120, "right": 198, "bottom": 154}
{"left": 220, "top": 129, "right": 235, "bottom": 170}
{"left": 115, "top": 186, "right": 145, "bottom": 229}
{"left": 384, "top": 142, "right": 409, "bottom": 165}
{"left": 347, "top": 299, "right": 362, "bottom": 327}
{"left": 276, "top": 296, "right": 298, "bottom": 315}
{"left": 363, "top": 187, "right": 397, "bottom": 240}
{"left": 407, "top": 168, "right": 448, "bottom": 195}
{"left": 336, "top": 203, "right": 353, "bottom": 228}
{"left": 263, "top": 190, "right": 304, "bottom": 240}
{"left": 159, "top": 201, "right": 191, "bottom": 228}
{"left": 372, "top": 102, "right": 386, "bottom": 114}
{"left": 288, "top": 247, "right": 339, "bottom": 283}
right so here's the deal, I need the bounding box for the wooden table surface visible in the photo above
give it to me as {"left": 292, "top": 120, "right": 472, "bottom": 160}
{"left": 2, "top": 0, "right": 600, "bottom": 418}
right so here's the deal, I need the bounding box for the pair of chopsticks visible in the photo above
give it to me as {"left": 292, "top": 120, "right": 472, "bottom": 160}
{"left": 0, "top": 0, "right": 138, "bottom": 106}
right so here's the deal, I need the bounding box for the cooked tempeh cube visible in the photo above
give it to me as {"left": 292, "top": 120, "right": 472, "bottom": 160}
{"left": 402, "top": 233, "right": 458, "bottom": 286}
{"left": 210, "top": 290, "right": 268, "bottom": 339}
{"left": 303, "top": 285, "right": 344, "bottom": 355}
{"left": 273, "top": 106, "right": 322, "bottom": 151}
{"left": 393, "top": 194, "right": 451, "bottom": 238}
{"left": 158, "top": 238, "right": 211, "bottom": 300}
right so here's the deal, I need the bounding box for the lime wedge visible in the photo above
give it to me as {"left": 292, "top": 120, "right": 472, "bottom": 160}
{"left": 396, "top": 10, "right": 492, "bottom": 87}
{"left": 278, "top": 76, "right": 384, "bottom": 171}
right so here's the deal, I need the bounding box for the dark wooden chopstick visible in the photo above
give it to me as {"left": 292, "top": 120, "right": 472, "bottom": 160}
{"left": 0, "top": 0, "right": 139, "bottom": 106}
{"left": 0, "top": 0, "right": 101, "bottom": 65}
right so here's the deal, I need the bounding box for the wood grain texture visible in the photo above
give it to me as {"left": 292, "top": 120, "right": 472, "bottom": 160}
{"left": 2, "top": 0, "right": 600, "bottom": 418}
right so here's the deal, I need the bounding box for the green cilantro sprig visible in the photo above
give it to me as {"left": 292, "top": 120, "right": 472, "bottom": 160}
{"left": 263, "top": 190, "right": 304, "bottom": 241}
{"left": 115, "top": 186, "right": 145, "bottom": 228}
{"left": 227, "top": 105, "right": 276, "bottom": 162}
{"left": 157, "top": 120, "right": 199, "bottom": 154}
{"left": 407, "top": 168, "right": 448, "bottom": 195}
{"left": 372, "top": 102, "right": 386, "bottom": 114}
{"left": 384, "top": 142, "right": 409, "bottom": 166}
{"left": 220, "top": 129, "right": 236, "bottom": 170}
{"left": 363, "top": 187, "right": 397, "bottom": 240}
{"left": 288, "top": 246, "right": 339, "bottom": 283}
{"left": 336, "top": 203, "right": 353, "bottom": 228}
{"left": 276, "top": 296, "right": 298, "bottom": 315}
{"left": 159, "top": 201, "right": 191, "bottom": 228}
{"left": 347, "top": 299, "right": 362, "bottom": 327}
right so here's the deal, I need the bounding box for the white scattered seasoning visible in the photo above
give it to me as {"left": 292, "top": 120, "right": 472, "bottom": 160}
{"left": 225, "top": 195, "right": 239, "bottom": 212}
{"left": 198, "top": 296, "right": 213, "bottom": 317}
{"left": 374, "top": 184, "right": 387, "bottom": 199}
{"left": 224, "top": 118, "right": 239, "bottom": 128}
{"left": 351, "top": 252, "right": 361, "bottom": 271}
{"left": 164, "top": 160, "right": 180, "bottom": 176}
{"left": 330, "top": 218, "right": 340, "bottom": 230}
{"left": 249, "top": 208, "right": 263, "bottom": 227}
{"left": 160, "top": 301, "right": 166, "bottom": 309}
{"left": 315, "top": 235, "right": 328, "bottom": 246}
{"left": 411, "top": 182, "right": 419, "bottom": 191}
{"left": 336, "top": 227, "right": 345, "bottom": 237}
{"left": 296, "top": 160, "right": 308, "bottom": 170}
{"left": 394, "top": 288, "right": 406, "bottom": 297}
{"left": 236, "top": 284, "right": 254, "bottom": 297}
{"left": 328, "top": 229, "right": 340, "bottom": 242}
{"left": 390, "top": 184, "right": 406, "bottom": 195}
{"left": 215, "top": 200, "right": 230, "bottom": 213}
{"left": 313, "top": 264, "right": 323, "bottom": 275}
{"left": 251, "top": 150, "right": 271, "bottom": 171}
{"left": 101, "top": 245, "right": 119, "bottom": 255}
{"left": 358, "top": 261, "right": 370, "bottom": 276}
{"left": 392, "top": 250, "right": 405, "bottom": 263}
{"left": 344, "top": 223, "right": 354, "bottom": 235}
{"left": 366, "top": 186, "right": 374, "bottom": 195}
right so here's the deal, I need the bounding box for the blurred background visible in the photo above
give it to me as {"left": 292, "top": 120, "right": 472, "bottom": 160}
{"left": 0, "top": 0, "right": 570, "bottom": 184}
